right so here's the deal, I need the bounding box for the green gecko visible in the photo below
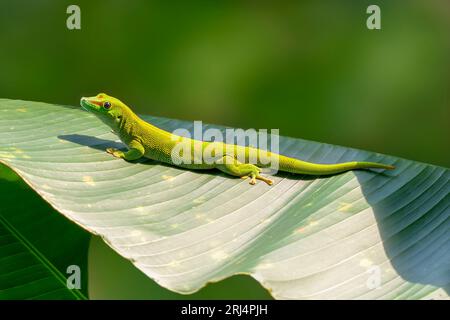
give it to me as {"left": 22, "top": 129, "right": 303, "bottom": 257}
{"left": 80, "top": 93, "right": 395, "bottom": 185}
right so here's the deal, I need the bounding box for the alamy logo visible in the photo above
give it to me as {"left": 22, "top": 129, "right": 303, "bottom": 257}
{"left": 66, "top": 265, "right": 81, "bottom": 289}
{"left": 366, "top": 265, "right": 382, "bottom": 289}
{"left": 170, "top": 121, "right": 280, "bottom": 172}
{"left": 367, "top": 5, "right": 381, "bottom": 30}
{"left": 66, "top": 5, "right": 81, "bottom": 30}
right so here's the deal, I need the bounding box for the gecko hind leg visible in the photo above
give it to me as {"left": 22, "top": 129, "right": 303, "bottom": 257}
{"left": 215, "top": 155, "right": 274, "bottom": 186}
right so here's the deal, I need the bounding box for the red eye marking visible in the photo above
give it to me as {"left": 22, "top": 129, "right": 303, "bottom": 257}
{"left": 91, "top": 100, "right": 103, "bottom": 106}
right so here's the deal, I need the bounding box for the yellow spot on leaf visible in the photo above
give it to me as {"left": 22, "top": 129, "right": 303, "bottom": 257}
{"left": 11, "top": 147, "right": 23, "bottom": 153}
{"left": 162, "top": 175, "right": 176, "bottom": 182}
{"left": 42, "top": 184, "right": 51, "bottom": 190}
{"left": 4, "top": 148, "right": 31, "bottom": 159}
{"left": 195, "top": 213, "right": 206, "bottom": 219}
{"left": 359, "top": 258, "right": 373, "bottom": 267}
{"left": 209, "top": 240, "right": 221, "bottom": 247}
{"left": 82, "top": 176, "right": 95, "bottom": 186}
{"left": 211, "top": 250, "right": 229, "bottom": 261}
{"left": 295, "top": 227, "right": 306, "bottom": 234}
{"left": 131, "top": 230, "right": 142, "bottom": 237}
{"left": 168, "top": 260, "right": 180, "bottom": 267}
{"left": 0, "top": 152, "right": 15, "bottom": 159}
{"left": 136, "top": 207, "right": 150, "bottom": 216}
{"left": 338, "top": 202, "right": 353, "bottom": 212}
{"left": 170, "top": 223, "right": 179, "bottom": 229}
{"left": 258, "top": 263, "right": 274, "bottom": 270}
{"left": 294, "top": 220, "right": 319, "bottom": 234}
{"left": 180, "top": 284, "right": 192, "bottom": 292}
{"left": 260, "top": 217, "right": 272, "bottom": 224}
{"left": 193, "top": 196, "right": 206, "bottom": 204}
{"left": 16, "top": 108, "right": 27, "bottom": 113}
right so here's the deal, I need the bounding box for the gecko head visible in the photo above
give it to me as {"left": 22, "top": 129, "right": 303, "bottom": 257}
{"left": 80, "top": 93, "right": 127, "bottom": 127}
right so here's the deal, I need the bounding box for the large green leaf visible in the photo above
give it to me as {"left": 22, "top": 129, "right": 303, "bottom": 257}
{"left": 0, "top": 98, "right": 448, "bottom": 299}
{"left": 0, "top": 165, "right": 269, "bottom": 300}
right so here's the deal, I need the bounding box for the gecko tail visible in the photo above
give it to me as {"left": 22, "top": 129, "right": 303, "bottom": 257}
{"left": 356, "top": 161, "right": 395, "bottom": 170}
{"left": 278, "top": 156, "right": 395, "bottom": 175}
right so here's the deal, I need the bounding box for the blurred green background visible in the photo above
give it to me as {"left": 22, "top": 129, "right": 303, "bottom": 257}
{"left": 0, "top": 0, "right": 448, "bottom": 166}
{"left": 0, "top": 0, "right": 449, "bottom": 299}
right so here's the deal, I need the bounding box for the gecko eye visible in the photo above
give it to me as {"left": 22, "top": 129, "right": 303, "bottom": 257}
{"left": 103, "top": 101, "right": 111, "bottom": 109}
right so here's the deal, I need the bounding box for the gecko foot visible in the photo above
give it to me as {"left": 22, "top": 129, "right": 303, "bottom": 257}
{"left": 248, "top": 173, "right": 274, "bottom": 186}
{"left": 257, "top": 175, "right": 274, "bottom": 185}
{"left": 106, "top": 148, "right": 123, "bottom": 158}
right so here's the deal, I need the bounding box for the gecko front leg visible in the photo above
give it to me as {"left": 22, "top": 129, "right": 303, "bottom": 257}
{"left": 106, "top": 140, "right": 144, "bottom": 161}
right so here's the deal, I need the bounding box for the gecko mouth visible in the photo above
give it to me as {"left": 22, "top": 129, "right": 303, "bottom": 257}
{"left": 80, "top": 98, "right": 98, "bottom": 112}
